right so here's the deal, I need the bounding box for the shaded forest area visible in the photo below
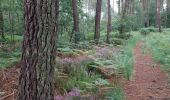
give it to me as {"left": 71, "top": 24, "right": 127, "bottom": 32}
{"left": 0, "top": 0, "right": 170, "bottom": 100}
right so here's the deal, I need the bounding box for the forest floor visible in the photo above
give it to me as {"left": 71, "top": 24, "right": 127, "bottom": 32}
{"left": 1, "top": 41, "right": 170, "bottom": 100}
{"left": 124, "top": 41, "right": 170, "bottom": 100}
{"left": 0, "top": 45, "right": 120, "bottom": 100}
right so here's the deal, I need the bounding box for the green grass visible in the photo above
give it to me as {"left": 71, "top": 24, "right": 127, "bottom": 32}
{"left": 144, "top": 31, "right": 170, "bottom": 78}
{"left": 0, "top": 34, "right": 22, "bottom": 68}
{"left": 55, "top": 32, "right": 142, "bottom": 99}
{"left": 0, "top": 34, "right": 23, "bottom": 42}
{"left": 55, "top": 64, "right": 125, "bottom": 99}
{"left": 103, "top": 86, "right": 125, "bottom": 100}
{"left": 0, "top": 47, "right": 21, "bottom": 68}
{"left": 115, "top": 32, "right": 141, "bottom": 80}
{"left": 55, "top": 65, "right": 106, "bottom": 95}
{"left": 0, "top": 35, "right": 22, "bottom": 68}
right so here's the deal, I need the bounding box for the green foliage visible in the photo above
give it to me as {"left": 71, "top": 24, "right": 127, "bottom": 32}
{"left": 55, "top": 62, "right": 126, "bottom": 99}
{"left": 65, "top": 68, "right": 100, "bottom": 94}
{"left": 55, "top": 65, "right": 104, "bottom": 95}
{"left": 0, "top": 34, "right": 23, "bottom": 42}
{"left": 140, "top": 28, "right": 150, "bottom": 35}
{"left": 0, "top": 46, "right": 21, "bottom": 68}
{"left": 112, "top": 14, "right": 142, "bottom": 34}
{"left": 57, "top": 47, "right": 73, "bottom": 53}
{"left": 115, "top": 32, "right": 141, "bottom": 80}
{"left": 147, "top": 27, "right": 158, "bottom": 32}
{"left": 140, "top": 27, "right": 158, "bottom": 35}
{"left": 144, "top": 31, "right": 170, "bottom": 78}
{"left": 148, "top": 0, "right": 157, "bottom": 27}
{"left": 0, "top": 35, "right": 22, "bottom": 68}
{"left": 2, "top": 0, "right": 24, "bottom": 35}
{"left": 167, "top": 13, "right": 170, "bottom": 28}
{"left": 103, "top": 86, "right": 124, "bottom": 100}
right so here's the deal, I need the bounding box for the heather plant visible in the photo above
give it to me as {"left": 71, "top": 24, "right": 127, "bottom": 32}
{"left": 55, "top": 89, "right": 81, "bottom": 100}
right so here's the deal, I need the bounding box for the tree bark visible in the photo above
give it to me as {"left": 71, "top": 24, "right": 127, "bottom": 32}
{"left": 129, "top": 0, "right": 135, "bottom": 15}
{"left": 106, "top": 0, "right": 112, "bottom": 43}
{"left": 119, "top": 0, "right": 128, "bottom": 34}
{"left": 167, "top": 0, "right": 170, "bottom": 27}
{"left": 0, "top": 1, "right": 5, "bottom": 39}
{"left": 157, "top": 0, "right": 161, "bottom": 32}
{"left": 113, "top": 0, "right": 114, "bottom": 14}
{"left": 142, "top": 0, "right": 150, "bottom": 27}
{"left": 117, "top": 0, "right": 121, "bottom": 15}
{"left": 71, "top": 0, "right": 80, "bottom": 43}
{"left": 94, "top": 0, "right": 102, "bottom": 44}
{"left": 18, "top": 0, "right": 59, "bottom": 100}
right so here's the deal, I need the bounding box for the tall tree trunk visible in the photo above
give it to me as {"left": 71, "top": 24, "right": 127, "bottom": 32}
{"left": 106, "top": 0, "right": 111, "bottom": 43}
{"left": 113, "top": 0, "right": 114, "bottom": 14}
{"left": 0, "top": 1, "right": 5, "bottom": 39}
{"left": 71, "top": 0, "right": 80, "bottom": 43}
{"left": 18, "top": 0, "right": 59, "bottom": 100}
{"left": 167, "top": 0, "right": 170, "bottom": 27}
{"left": 142, "top": 0, "right": 150, "bottom": 27}
{"left": 157, "top": 0, "right": 161, "bottom": 32}
{"left": 121, "top": 0, "right": 124, "bottom": 13}
{"left": 130, "top": 0, "right": 135, "bottom": 15}
{"left": 117, "top": 0, "right": 121, "bottom": 15}
{"left": 119, "top": 0, "right": 128, "bottom": 35}
{"left": 94, "top": 0, "right": 102, "bottom": 44}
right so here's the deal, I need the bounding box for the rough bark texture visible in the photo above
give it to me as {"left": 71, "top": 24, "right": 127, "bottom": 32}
{"left": 72, "top": 0, "right": 80, "bottom": 43}
{"left": 0, "top": 1, "right": 5, "bottom": 39}
{"left": 18, "top": 0, "right": 59, "bottom": 100}
{"left": 94, "top": 0, "right": 102, "bottom": 44}
{"left": 157, "top": 0, "right": 161, "bottom": 32}
{"left": 106, "top": 0, "right": 111, "bottom": 43}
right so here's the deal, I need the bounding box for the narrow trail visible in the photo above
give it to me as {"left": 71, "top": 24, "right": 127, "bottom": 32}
{"left": 124, "top": 42, "right": 170, "bottom": 100}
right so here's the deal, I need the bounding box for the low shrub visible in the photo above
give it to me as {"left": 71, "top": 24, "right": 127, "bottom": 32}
{"left": 140, "top": 28, "right": 150, "bottom": 35}
{"left": 140, "top": 27, "right": 158, "bottom": 35}
{"left": 0, "top": 47, "right": 21, "bottom": 68}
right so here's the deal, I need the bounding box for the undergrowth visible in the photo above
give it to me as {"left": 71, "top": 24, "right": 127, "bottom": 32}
{"left": 0, "top": 35, "right": 22, "bottom": 68}
{"left": 0, "top": 35, "right": 23, "bottom": 43}
{"left": 54, "top": 32, "right": 141, "bottom": 99}
{"left": 144, "top": 31, "right": 170, "bottom": 79}
{"left": 116, "top": 32, "right": 141, "bottom": 80}
{"left": 0, "top": 46, "right": 21, "bottom": 68}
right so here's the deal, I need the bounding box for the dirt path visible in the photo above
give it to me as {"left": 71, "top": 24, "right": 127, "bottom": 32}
{"left": 124, "top": 42, "right": 170, "bottom": 100}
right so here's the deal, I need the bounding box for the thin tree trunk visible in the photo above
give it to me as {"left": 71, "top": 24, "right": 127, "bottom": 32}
{"left": 130, "top": 0, "right": 135, "bottom": 15}
{"left": 106, "top": 0, "right": 112, "bottom": 43}
{"left": 119, "top": 0, "right": 128, "bottom": 35}
{"left": 0, "top": 1, "right": 5, "bottom": 39}
{"left": 157, "top": 0, "right": 161, "bottom": 32}
{"left": 113, "top": 0, "right": 114, "bottom": 14}
{"left": 117, "top": 0, "right": 121, "bottom": 15}
{"left": 142, "top": 0, "right": 150, "bottom": 27}
{"left": 167, "top": 0, "right": 170, "bottom": 27}
{"left": 72, "top": 0, "right": 80, "bottom": 43}
{"left": 94, "top": 0, "right": 102, "bottom": 44}
{"left": 18, "top": 0, "right": 59, "bottom": 100}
